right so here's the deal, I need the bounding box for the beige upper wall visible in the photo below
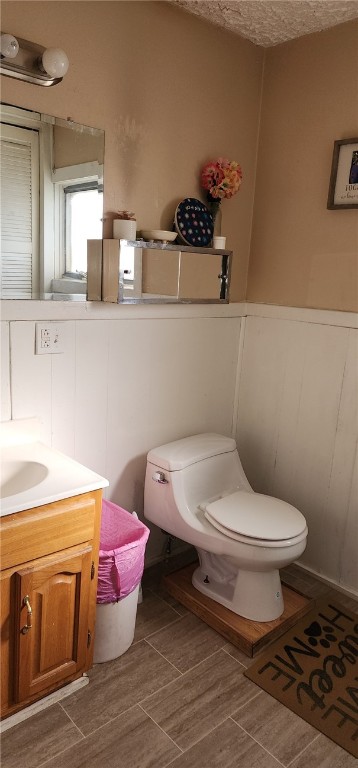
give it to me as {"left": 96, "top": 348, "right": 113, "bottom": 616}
{"left": 248, "top": 20, "right": 358, "bottom": 312}
{"left": 1, "top": 1, "right": 264, "bottom": 302}
{"left": 2, "top": 5, "right": 356, "bottom": 311}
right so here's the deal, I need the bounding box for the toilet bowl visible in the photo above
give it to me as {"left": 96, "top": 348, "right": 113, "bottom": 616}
{"left": 144, "top": 433, "right": 308, "bottom": 622}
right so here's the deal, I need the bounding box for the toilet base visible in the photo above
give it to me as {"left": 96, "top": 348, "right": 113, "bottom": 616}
{"left": 163, "top": 562, "right": 313, "bottom": 657}
{"left": 192, "top": 561, "right": 284, "bottom": 622}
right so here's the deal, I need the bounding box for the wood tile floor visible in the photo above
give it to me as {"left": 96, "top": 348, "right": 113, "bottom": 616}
{"left": 2, "top": 555, "right": 357, "bottom": 768}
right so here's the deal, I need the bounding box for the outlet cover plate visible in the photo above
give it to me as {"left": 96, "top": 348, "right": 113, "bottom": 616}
{"left": 35, "top": 323, "right": 64, "bottom": 354}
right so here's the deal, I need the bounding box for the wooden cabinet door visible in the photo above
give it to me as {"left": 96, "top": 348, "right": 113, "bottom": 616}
{"left": 1, "top": 570, "right": 12, "bottom": 716}
{"left": 14, "top": 545, "right": 92, "bottom": 704}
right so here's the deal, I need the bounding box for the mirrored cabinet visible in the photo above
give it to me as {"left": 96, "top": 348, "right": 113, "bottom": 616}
{"left": 87, "top": 240, "right": 232, "bottom": 304}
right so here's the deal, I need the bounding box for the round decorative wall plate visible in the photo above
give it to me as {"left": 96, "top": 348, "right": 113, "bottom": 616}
{"left": 174, "top": 198, "right": 213, "bottom": 247}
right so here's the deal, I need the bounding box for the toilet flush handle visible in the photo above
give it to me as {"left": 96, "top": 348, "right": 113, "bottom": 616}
{"left": 152, "top": 471, "right": 168, "bottom": 484}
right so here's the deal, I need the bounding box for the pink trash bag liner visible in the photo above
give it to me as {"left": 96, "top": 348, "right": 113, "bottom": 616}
{"left": 97, "top": 499, "right": 150, "bottom": 603}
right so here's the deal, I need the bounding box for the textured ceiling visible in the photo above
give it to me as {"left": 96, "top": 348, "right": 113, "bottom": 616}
{"left": 171, "top": 1, "right": 358, "bottom": 47}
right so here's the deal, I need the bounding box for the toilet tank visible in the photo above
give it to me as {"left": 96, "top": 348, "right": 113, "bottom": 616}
{"left": 144, "top": 433, "right": 251, "bottom": 535}
{"left": 147, "top": 433, "right": 237, "bottom": 472}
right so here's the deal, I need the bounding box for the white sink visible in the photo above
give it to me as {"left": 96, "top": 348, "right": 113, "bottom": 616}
{"left": 1, "top": 460, "right": 49, "bottom": 498}
{"left": 0, "top": 420, "right": 109, "bottom": 517}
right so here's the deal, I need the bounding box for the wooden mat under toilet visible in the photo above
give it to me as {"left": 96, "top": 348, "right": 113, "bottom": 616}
{"left": 162, "top": 562, "right": 313, "bottom": 658}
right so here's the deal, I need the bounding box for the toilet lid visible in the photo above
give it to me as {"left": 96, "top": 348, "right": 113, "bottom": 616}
{"left": 147, "top": 434, "right": 236, "bottom": 471}
{"left": 202, "top": 491, "right": 307, "bottom": 541}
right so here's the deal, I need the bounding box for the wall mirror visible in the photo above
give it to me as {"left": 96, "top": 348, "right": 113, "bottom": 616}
{"left": 1, "top": 104, "right": 231, "bottom": 304}
{"left": 0, "top": 103, "right": 104, "bottom": 300}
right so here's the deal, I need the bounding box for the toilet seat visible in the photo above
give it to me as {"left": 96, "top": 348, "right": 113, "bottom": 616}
{"left": 202, "top": 490, "right": 307, "bottom": 547}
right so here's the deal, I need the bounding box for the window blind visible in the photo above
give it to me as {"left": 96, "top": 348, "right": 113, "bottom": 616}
{"left": 0, "top": 125, "right": 39, "bottom": 298}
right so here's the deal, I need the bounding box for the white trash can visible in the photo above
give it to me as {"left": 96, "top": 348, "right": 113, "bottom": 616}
{"left": 94, "top": 584, "right": 140, "bottom": 663}
{"left": 94, "top": 502, "right": 149, "bottom": 663}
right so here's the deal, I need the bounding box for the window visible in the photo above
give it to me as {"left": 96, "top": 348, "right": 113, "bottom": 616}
{"left": 52, "top": 162, "right": 104, "bottom": 294}
{"left": 63, "top": 182, "right": 103, "bottom": 274}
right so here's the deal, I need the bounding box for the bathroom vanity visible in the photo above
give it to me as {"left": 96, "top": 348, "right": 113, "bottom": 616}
{"left": 0, "top": 424, "right": 108, "bottom": 720}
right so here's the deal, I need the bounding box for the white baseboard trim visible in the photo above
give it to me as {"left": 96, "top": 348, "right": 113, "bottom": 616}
{"left": 0, "top": 675, "right": 89, "bottom": 732}
{"left": 296, "top": 562, "right": 358, "bottom": 600}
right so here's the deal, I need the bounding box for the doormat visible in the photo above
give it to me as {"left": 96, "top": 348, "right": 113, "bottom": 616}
{"left": 244, "top": 597, "right": 358, "bottom": 757}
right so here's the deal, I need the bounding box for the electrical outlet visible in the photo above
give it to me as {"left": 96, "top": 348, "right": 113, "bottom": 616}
{"left": 35, "top": 323, "right": 64, "bottom": 354}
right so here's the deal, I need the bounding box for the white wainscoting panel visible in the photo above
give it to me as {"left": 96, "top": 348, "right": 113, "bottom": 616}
{"left": 105, "top": 316, "right": 241, "bottom": 563}
{"left": 4, "top": 307, "right": 356, "bottom": 589}
{"left": 10, "top": 322, "right": 52, "bottom": 446}
{"left": 236, "top": 315, "right": 357, "bottom": 592}
{"left": 73, "top": 320, "right": 110, "bottom": 479}
{"left": 6, "top": 315, "right": 241, "bottom": 565}
{"left": 1, "top": 322, "right": 11, "bottom": 422}
{"left": 330, "top": 330, "right": 358, "bottom": 590}
{"left": 50, "top": 321, "right": 76, "bottom": 457}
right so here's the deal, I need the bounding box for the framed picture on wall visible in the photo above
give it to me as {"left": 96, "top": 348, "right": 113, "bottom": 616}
{"left": 327, "top": 138, "right": 358, "bottom": 209}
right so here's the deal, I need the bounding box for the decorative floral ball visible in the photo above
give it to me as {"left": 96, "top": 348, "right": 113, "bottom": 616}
{"left": 201, "top": 157, "right": 242, "bottom": 200}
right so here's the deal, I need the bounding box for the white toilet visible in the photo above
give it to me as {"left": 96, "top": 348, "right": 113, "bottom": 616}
{"left": 144, "top": 433, "right": 308, "bottom": 622}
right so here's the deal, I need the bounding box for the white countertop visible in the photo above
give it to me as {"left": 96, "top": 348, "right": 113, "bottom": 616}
{"left": 0, "top": 439, "right": 108, "bottom": 517}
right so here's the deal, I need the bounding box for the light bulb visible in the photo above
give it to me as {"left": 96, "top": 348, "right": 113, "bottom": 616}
{"left": 42, "top": 47, "right": 69, "bottom": 78}
{"left": 0, "top": 33, "right": 19, "bottom": 59}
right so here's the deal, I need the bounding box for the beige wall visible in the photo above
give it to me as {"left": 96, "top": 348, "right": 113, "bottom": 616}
{"left": 248, "top": 21, "right": 358, "bottom": 312}
{"left": 2, "top": 5, "right": 357, "bottom": 311}
{"left": 1, "top": 1, "right": 264, "bottom": 302}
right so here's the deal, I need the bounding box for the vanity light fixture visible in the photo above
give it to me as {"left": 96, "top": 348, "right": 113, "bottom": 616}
{"left": 0, "top": 32, "right": 69, "bottom": 86}
{"left": 0, "top": 33, "right": 19, "bottom": 59}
